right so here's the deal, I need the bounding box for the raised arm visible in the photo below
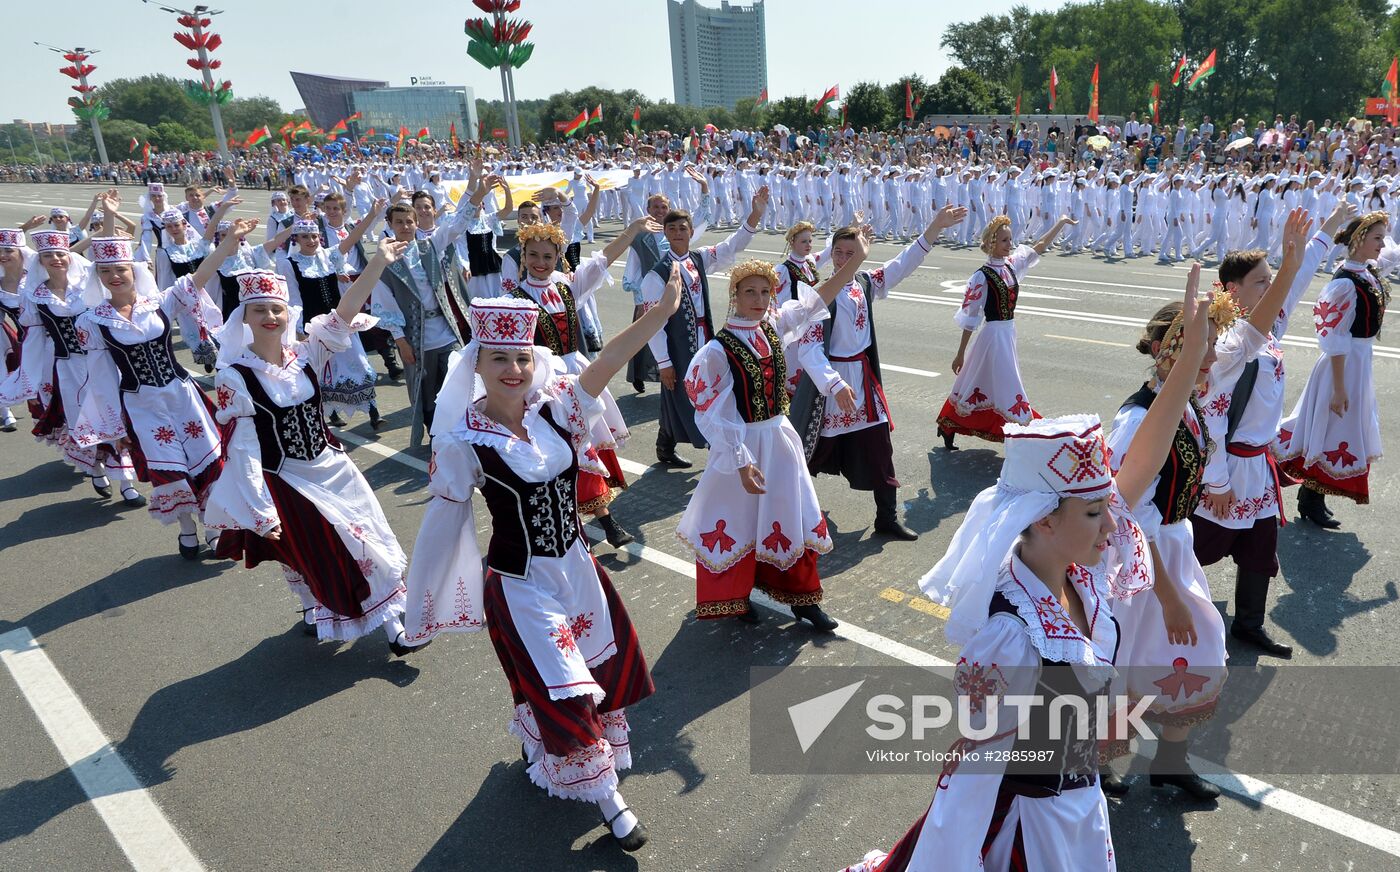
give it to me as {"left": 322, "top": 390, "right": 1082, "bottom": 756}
{"left": 336, "top": 239, "right": 406, "bottom": 323}
{"left": 580, "top": 263, "right": 683, "bottom": 397}
{"left": 600, "top": 217, "right": 660, "bottom": 266}
{"left": 577, "top": 176, "right": 603, "bottom": 228}
{"left": 338, "top": 197, "right": 387, "bottom": 254}
{"left": 205, "top": 198, "right": 240, "bottom": 242}
{"left": 1247, "top": 208, "right": 1311, "bottom": 335}
{"left": 1031, "top": 214, "right": 1075, "bottom": 254}
{"left": 195, "top": 219, "right": 260, "bottom": 289}
{"left": 1114, "top": 264, "right": 1211, "bottom": 507}
{"left": 262, "top": 223, "right": 295, "bottom": 256}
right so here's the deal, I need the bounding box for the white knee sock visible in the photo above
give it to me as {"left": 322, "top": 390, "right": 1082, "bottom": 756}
{"left": 178, "top": 514, "right": 198, "bottom": 536}
{"left": 381, "top": 614, "right": 406, "bottom": 641}
{"left": 597, "top": 789, "right": 638, "bottom": 837}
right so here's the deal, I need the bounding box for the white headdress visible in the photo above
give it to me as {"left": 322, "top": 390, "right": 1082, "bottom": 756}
{"left": 81, "top": 237, "right": 161, "bottom": 308}
{"left": 214, "top": 270, "right": 299, "bottom": 368}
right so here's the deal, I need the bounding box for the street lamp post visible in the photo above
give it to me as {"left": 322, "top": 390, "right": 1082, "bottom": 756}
{"left": 38, "top": 42, "right": 110, "bottom": 165}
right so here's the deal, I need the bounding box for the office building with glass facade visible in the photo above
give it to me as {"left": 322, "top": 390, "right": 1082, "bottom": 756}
{"left": 349, "top": 86, "right": 478, "bottom": 142}
{"left": 290, "top": 72, "right": 388, "bottom": 132}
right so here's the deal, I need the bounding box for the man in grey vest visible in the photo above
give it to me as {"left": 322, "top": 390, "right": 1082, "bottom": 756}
{"left": 369, "top": 197, "right": 476, "bottom": 447}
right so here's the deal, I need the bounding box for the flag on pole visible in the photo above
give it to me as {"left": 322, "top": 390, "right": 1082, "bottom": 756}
{"left": 128, "top": 136, "right": 139, "bottom": 153}
{"left": 913, "top": 91, "right": 923, "bottom": 115}
{"left": 1383, "top": 57, "right": 1399, "bottom": 124}
{"left": 330, "top": 119, "right": 348, "bottom": 134}
{"left": 814, "top": 84, "right": 839, "bottom": 115}
{"left": 366, "top": 126, "right": 376, "bottom": 138}
{"left": 905, "top": 81, "right": 914, "bottom": 120}
{"left": 1014, "top": 92, "right": 1021, "bottom": 127}
{"left": 1171, "top": 56, "right": 1188, "bottom": 86}
{"left": 347, "top": 112, "right": 362, "bottom": 121}
{"left": 755, "top": 87, "right": 768, "bottom": 108}
{"left": 245, "top": 126, "right": 270, "bottom": 148}
{"left": 416, "top": 126, "right": 430, "bottom": 139}
{"left": 631, "top": 105, "right": 641, "bottom": 132}
{"left": 588, "top": 104, "right": 602, "bottom": 127}
{"left": 562, "top": 108, "right": 588, "bottom": 137}
{"left": 1088, "top": 63, "right": 1100, "bottom": 123}
{"left": 1150, "top": 81, "right": 1161, "bottom": 125}
{"left": 397, "top": 126, "right": 409, "bottom": 157}
{"left": 1049, "top": 66, "right": 1059, "bottom": 111}
{"left": 142, "top": 142, "right": 151, "bottom": 167}
{"left": 840, "top": 102, "right": 847, "bottom": 128}
{"left": 1187, "top": 49, "right": 1217, "bottom": 91}
{"left": 450, "top": 121, "right": 461, "bottom": 154}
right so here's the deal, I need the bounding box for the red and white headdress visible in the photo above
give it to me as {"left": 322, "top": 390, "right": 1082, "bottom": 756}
{"left": 468, "top": 296, "right": 538, "bottom": 348}
{"left": 235, "top": 269, "right": 290, "bottom": 305}
{"left": 88, "top": 237, "right": 135, "bottom": 265}
{"left": 160, "top": 208, "right": 186, "bottom": 226}
{"left": 31, "top": 231, "right": 70, "bottom": 253}
{"left": 920, "top": 414, "right": 1149, "bottom": 645}
{"left": 292, "top": 219, "right": 320, "bottom": 236}
{"left": 0, "top": 228, "right": 22, "bottom": 249}
{"left": 148, "top": 182, "right": 166, "bottom": 196}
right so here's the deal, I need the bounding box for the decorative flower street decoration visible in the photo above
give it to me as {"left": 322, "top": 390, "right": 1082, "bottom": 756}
{"left": 464, "top": 0, "right": 535, "bottom": 148}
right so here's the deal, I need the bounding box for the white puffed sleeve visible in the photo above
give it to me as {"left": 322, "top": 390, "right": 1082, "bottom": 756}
{"left": 1199, "top": 320, "right": 1268, "bottom": 492}
{"left": 203, "top": 368, "right": 280, "bottom": 536}
{"left": 402, "top": 435, "right": 486, "bottom": 644}
{"left": 1107, "top": 402, "right": 1164, "bottom": 541}
{"left": 954, "top": 269, "right": 990, "bottom": 332}
{"left": 1312, "top": 277, "right": 1358, "bottom": 357}
{"left": 685, "top": 342, "right": 752, "bottom": 474}
{"left": 70, "top": 314, "right": 126, "bottom": 445}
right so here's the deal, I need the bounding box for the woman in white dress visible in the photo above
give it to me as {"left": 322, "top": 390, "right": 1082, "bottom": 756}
{"left": 937, "top": 213, "right": 1075, "bottom": 449}
{"left": 0, "top": 224, "right": 40, "bottom": 433}
{"left": 1276, "top": 209, "right": 1397, "bottom": 524}
{"left": 400, "top": 281, "right": 686, "bottom": 852}
{"left": 840, "top": 269, "right": 1212, "bottom": 871}
{"left": 73, "top": 212, "right": 242, "bottom": 557}
{"left": 205, "top": 243, "right": 411, "bottom": 645}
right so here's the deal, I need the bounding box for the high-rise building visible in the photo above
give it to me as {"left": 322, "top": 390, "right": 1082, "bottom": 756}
{"left": 668, "top": 0, "right": 767, "bottom": 109}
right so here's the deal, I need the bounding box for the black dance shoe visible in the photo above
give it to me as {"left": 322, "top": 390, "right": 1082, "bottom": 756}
{"left": 736, "top": 599, "right": 763, "bottom": 624}
{"left": 328, "top": 411, "right": 346, "bottom": 428}
{"left": 178, "top": 532, "right": 201, "bottom": 560}
{"left": 939, "top": 426, "right": 958, "bottom": 451}
{"left": 1100, "top": 768, "right": 1130, "bottom": 797}
{"left": 389, "top": 632, "right": 431, "bottom": 657}
{"left": 874, "top": 517, "right": 919, "bottom": 541}
{"left": 90, "top": 476, "right": 113, "bottom": 499}
{"left": 1148, "top": 770, "right": 1222, "bottom": 801}
{"left": 1297, "top": 487, "right": 1340, "bottom": 529}
{"left": 603, "top": 808, "right": 649, "bottom": 853}
{"left": 121, "top": 487, "right": 148, "bottom": 508}
{"left": 368, "top": 404, "right": 385, "bottom": 431}
{"left": 1230, "top": 622, "right": 1294, "bottom": 658}
{"left": 655, "top": 449, "right": 692, "bottom": 468}
{"left": 596, "top": 514, "right": 635, "bottom": 548}
{"left": 791, "top": 604, "right": 839, "bottom": 632}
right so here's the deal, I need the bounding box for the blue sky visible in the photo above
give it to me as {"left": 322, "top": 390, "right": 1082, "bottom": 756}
{"left": 6, "top": 1, "right": 1068, "bottom": 124}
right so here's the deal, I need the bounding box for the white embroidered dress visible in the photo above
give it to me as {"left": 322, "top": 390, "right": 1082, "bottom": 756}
{"left": 678, "top": 288, "right": 835, "bottom": 573}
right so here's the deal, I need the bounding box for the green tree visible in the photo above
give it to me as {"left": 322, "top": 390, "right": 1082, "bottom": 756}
{"left": 731, "top": 96, "right": 768, "bottom": 130}
{"left": 150, "top": 121, "right": 204, "bottom": 153}
{"left": 845, "top": 81, "right": 895, "bottom": 129}
{"left": 220, "top": 96, "right": 294, "bottom": 140}
{"left": 537, "top": 86, "right": 651, "bottom": 142}
{"left": 1254, "top": 0, "right": 1384, "bottom": 124}
{"left": 71, "top": 119, "right": 154, "bottom": 161}
{"left": 97, "top": 75, "right": 210, "bottom": 136}
{"left": 886, "top": 73, "right": 933, "bottom": 122}
{"left": 925, "top": 68, "right": 999, "bottom": 114}
{"left": 766, "top": 95, "right": 816, "bottom": 131}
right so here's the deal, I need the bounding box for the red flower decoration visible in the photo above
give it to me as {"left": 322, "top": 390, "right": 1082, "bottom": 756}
{"left": 811, "top": 516, "right": 829, "bottom": 540}
{"left": 182, "top": 420, "right": 204, "bottom": 439}
{"left": 1323, "top": 441, "right": 1358, "bottom": 467}
{"left": 762, "top": 521, "right": 792, "bottom": 554}
{"left": 569, "top": 612, "right": 594, "bottom": 640}
{"left": 153, "top": 425, "right": 177, "bottom": 445}
{"left": 1152, "top": 657, "right": 1210, "bottom": 701}
{"left": 550, "top": 621, "right": 578, "bottom": 654}
{"left": 215, "top": 385, "right": 234, "bottom": 410}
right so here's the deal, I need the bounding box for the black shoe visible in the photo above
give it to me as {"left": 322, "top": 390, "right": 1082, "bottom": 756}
{"left": 1100, "top": 768, "right": 1130, "bottom": 797}
{"left": 939, "top": 426, "right": 958, "bottom": 451}
{"left": 632, "top": 380, "right": 646, "bottom": 394}
{"left": 299, "top": 608, "right": 318, "bottom": 637}
{"left": 655, "top": 449, "right": 692, "bottom": 469}
{"left": 90, "top": 476, "right": 113, "bottom": 499}
{"left": 368, "top": 404, "right": 384, "bottom": 431}
{"left": 603, "top": 807, "right": 649, "bottom": 853}
{"left": 203, "top": 362, "right": 214, "bottom": 374}
{"left": 121, "top": 487, "right": 148, "bottom": 508}
{"left": 1297, "top": 488, "right": 1340, "bottom": 528}
{"left": 0, "top": 419, "right": 16, "bottom": 433}
{"left": 389, "top": 632, "right": 431, "bottom": 657}
{"left": 736, "top": 599, "right": 763, "bottom": 624}
{"left": 791, "top": 603, "right": 839, "bottom": 632}
{"left": 596, "top": 514, "right": 635, "bottom": 548}
{"left": 874, "top": 517, "right": 919, "bottom": 541}
{"left": 328, "top": 411, "right": 346, "bottom": 428}
{"left": 178, "top": 532, "right": 201, "bottom": 560}
{"left": 1230, "top": 622, "right": 1294, "bottom": 658}
{"left": 1148, "top": 770, "right": 1222, "bottom": 801}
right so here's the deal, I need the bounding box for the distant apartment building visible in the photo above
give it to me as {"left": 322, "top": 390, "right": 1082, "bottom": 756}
{"left": 668, "top": 0, "right": 767, "bottom": 109}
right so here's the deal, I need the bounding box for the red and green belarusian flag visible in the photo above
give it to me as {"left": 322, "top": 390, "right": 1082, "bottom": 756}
{"left": 142, "top": 142, "right": 151, "bottom": 167}
{"left": 905, "top": 82, "right": 915, "bottom": 120}
{"left": 416, "top": 126, "right": 431, "bottom": 139}
{"left": 1171, "top": 56, "right": 1187, "bottom": 86}
{"left": 330, "top": 118, "right": 348, "bottom": 134}
{"left": 562, "top": 108, "right": 588, "bottom": 137}
{"left": 397, "top": 126, "right": 409, "bottom": 157}
{"left": 1383, "top": 57, "right": 1399, "bottom": 124}
{"left": 814, "top": 84, "right": 839, "bottom": 115}
{"left": 450, "top": 122, "right": 460, "bottom": 153}
{"left": 631, "top": 105, "right": 641, "bottom": 133}
{"left": 1013, "top": 92, "right": 1021, "bottom": 127}
{"left": 1150, "top": 82, "right": 1161, "bottom": 125}
{"left": 1187, "top": 49, "right": 1217, "bottom": 91}
{"left": 1049, "top": 66, "right": 1058, "bottom": 110}
{"left": 1088, "top": 62, "right": 1100, "bottom": 123}
{"left": 587, "top": 104, "right": 602, "bottom": 127}
{"left": 245, "top": 125, "right": 271, "bottom": 148}
{"left": 755, "top": 87, "right": 768, "bottom": 108}
{"left": 128, "top": 136, "right": 139, "bottom": 153}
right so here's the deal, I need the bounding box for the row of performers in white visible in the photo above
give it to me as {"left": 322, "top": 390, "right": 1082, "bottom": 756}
{"left": 0, "top": 189, "right": 1387, "bottom": 857}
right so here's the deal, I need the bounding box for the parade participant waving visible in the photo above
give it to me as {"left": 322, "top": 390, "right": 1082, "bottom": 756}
{"left": 792, "top": 205, "right": 969, "bottom": 541}
{"left": 937, "top": 213, "right": 1075, "bottom": 449}
{"left": 841, "top": 267, "right": 1213, "bottom": 872}
{"left": 400, "top": 272, "right": 689, "bottom": 852}
{"left": 1275, "top": 208, "right": 1398, "bottom": 524}
{"left": 678, "top": 237, "right": 869, "bottom": 629}
{"left": 206, "top": 242, "right": 411, "bottom": 644}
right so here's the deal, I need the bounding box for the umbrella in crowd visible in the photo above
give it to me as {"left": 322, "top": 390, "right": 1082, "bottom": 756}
{"left": 1225, "top": 136, "right": 1256, "bottom": 151}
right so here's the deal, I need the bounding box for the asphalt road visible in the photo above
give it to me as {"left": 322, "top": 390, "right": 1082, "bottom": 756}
{"left": 2, "top": 183, "right": 1398, "bottom": 872}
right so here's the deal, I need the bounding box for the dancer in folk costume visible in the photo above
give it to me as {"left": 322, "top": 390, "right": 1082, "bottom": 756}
{"left": 0, "top": 223, "right": 45, "bottom": 432}
{"left": 640, "top": 187, "right": 768, "bottom": 467}
{"left": 772, "top": 220, "right": 830, "bottom": 396}
{"left": 503, "top": 218, "right": 660, "bottom": 547}
{"left": 206, "top": 244, "right": 411, "bottom": 646}
{"left": 73, "top": 217, "right": 241, "bottom": 557}
{"left": 274, "top": 207, "right": 385, "bottom": 427}
{"left": 678, "top": 247, "right": 869, "bottom": 630}
{"left": 937, "top": 213, "right": 1075, "bottom": 449}
{"left": 792, "top": 206, "right": 970, "bottom": 541}
{"left": 841, "top": 279, "right": 1212, "bottom": 872}
{"left": 1194, "top": 207, "right": 1341, "bottom": 658}
{"left": 1275, "top": 209, "right": 1397, "bottom": 522}
{"left": 0, "top": 229, "right": 141, "bottom": 503}
{"left": 401, "top": 287, "right": 687, "bottom": 852}
{"left": 1101, "top": 266, "right": 1246, "bottom": 802}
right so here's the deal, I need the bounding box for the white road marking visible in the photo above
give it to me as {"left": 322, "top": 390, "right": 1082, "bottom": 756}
{"left": 1044, "top": 333, "right": 1134, "bottom": 349}
{"left": 0, "top": 627, "right": 208, "bottom": 872}
{"left": 336, "top": 416, "right": 1400, "bottom": 857}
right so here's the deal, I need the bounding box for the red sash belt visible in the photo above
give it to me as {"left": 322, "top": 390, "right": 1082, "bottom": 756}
{"left": 1227, "top": 441, "right": 1288, "bottom": 525}
{"left": 830, "top": 351, "right": 892, "bottom": 431}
